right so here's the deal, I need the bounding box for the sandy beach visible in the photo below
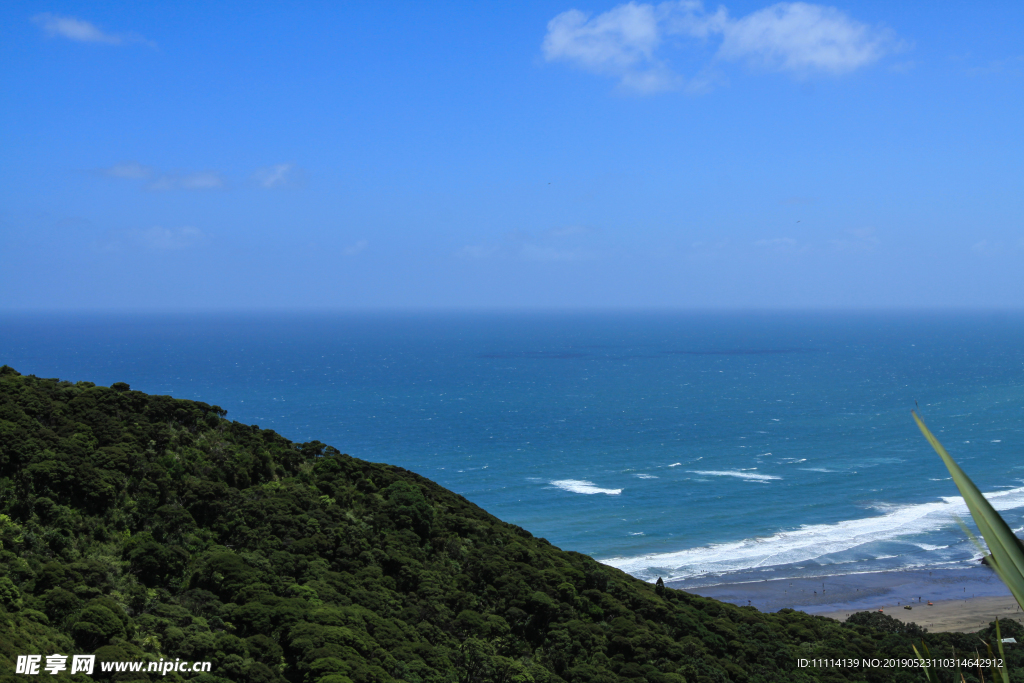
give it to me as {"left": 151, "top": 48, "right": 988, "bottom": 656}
{"left": 818, "top": 595, "right": 1024, "bottom": 633}
{"left": 668, "top": 565, "right": 1020, "bottom": 633}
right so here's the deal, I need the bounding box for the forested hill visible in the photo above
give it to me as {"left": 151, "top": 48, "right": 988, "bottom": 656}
{"left": 0, "top": 367, "right": 1018, "bottom": 683}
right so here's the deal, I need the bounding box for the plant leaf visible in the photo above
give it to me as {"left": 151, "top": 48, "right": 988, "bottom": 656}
{"left": 913, "top": 411, "right": 1024, "bottom": 610}
{"left": 912, "top": 641, "right": 939, "bottom": 683}
{"left": 994, "top": 618, "right": 1009, "bottom": 683}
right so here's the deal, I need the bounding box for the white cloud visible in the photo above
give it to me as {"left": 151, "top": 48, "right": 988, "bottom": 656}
{"left": 542, "top": 3, "right": 680, "bottom": 92}
{"left": 149, "top": 172, "right": 226, "bottom": 191}
{"left": 719, "top": 3, "right": 893, "bottom": 74}
{"left": 254, "top": 163, "right": 298, "bottom": 189}
{"left": 32, "top": 13, "right": 154, "bottom": 47}
{"left": 101, "top": 162, "right": 153, "bottom": 179}
{"left": 344, "top": 240, "right": 368, "bottom": 256}
{"left": 543, "top": 1, "right": 896, "bottom": 92}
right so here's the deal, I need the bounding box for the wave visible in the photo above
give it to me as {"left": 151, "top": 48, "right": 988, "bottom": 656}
{"left": 549, "top": 479, "right": 622, "bottom": 495}
{"left": 634, "top": 474, "right": 658, "bottom": 479}
{"left": 689, "top": 470, "right": 781, "bottom": 481}
{"left": 915, "top": 543, "right": 948, "bottom": 551}
{"left": 600, "top": 485, "right": 1024, "bottom": 580}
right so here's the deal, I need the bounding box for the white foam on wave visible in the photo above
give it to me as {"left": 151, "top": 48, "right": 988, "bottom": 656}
{"left": 601, "top": 485, "right": 1024, "bottom": 580}
{"left": 635, "top": 474, "right": 658, "bottom": 479}
{"left": 550, "top": 479, "right": 622, "bottom": 495}
{"left": 799, "top": 467, "right": 836, "bottom": 473}
{"left": 915, "top": 543, "right": 948, "bottom": 551}
{"left": 668, "top": 463, "right": 681, "bottom": 467}
{"left": 689, "top": 470, "right": 782, "bottom": 481}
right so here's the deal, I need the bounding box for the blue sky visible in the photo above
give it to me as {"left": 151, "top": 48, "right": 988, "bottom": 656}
{"left": 1, "top": 1, "right": 1021, "bottom": 310}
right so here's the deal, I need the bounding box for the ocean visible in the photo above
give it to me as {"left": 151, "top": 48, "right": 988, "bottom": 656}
{"left": 2, "top": 311, "right": 1023, "bottom": 589}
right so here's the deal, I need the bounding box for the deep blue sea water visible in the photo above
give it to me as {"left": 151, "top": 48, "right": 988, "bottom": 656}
{"left": 2, "top": 311, "right": 1023, "bottom": 587}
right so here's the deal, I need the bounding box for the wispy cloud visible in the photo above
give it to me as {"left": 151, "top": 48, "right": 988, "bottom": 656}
{"left": 718, "top": 3, "right": 894, "bottom": 74}
{"left": 520, "top": 244, "right": 595, "bottom": 261}
{"left": 547, "top": 225, "right": 597, "bottom": 238}
{"left": 32, "top": 13, "right": 155, "bottom": 47}
{"left": 98, "top": 226, "right": 205, "bottom": 252}
{"left": 542, "top": 3, "right": 682, "bottom": 93}
{"left": 962, "top": 55, "right": 1024, "bottom": 77}
{"left": 753, "top": 237, "right": 799, "bottom": 248}
{"left": 138, "top": 226, "right": 204, "bottom": 250}
{"left": 100, "top": 162, "right": 153, "bottom": 179}
{"left": 344, "top": 240, "right": 368, "bottom": 256}
{"left": 458, "top": 245, "right": 499, "bottom": 259}
{"left": 149, "top": 172, "right": 226, "bottom": 191}
{"left": 969, "top": 239, "right": 1009, "bottom": 257}
{"left": 253, "top": 163, "right": 303, "bottom": 189}
{"left": 457, "top": 225, "right": 600, "bottom": 261}
{"left": 98, "top": 162, "right": 308, "bottom": 191}
{"left": 829, "top": 227, "right": 879, "bottom": 252}
{"left": 96, "top": 162, "right": 225, "bottom": 190}
{"left": 543, "top": 1, "right": 898, "bottom": 92}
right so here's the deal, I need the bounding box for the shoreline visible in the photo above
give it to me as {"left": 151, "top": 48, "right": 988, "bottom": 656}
{"left": 667, "top": 565, "right": 1019, "bottom": 632}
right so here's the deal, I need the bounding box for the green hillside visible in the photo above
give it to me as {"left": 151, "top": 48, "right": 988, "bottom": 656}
{"left": 0, "top": 366, "right": 1018, "bottom": 682}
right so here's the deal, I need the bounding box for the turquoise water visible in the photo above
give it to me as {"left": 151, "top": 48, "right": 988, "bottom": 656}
{"left": 3, "top": 311, "right": 1023, "bottom": 585}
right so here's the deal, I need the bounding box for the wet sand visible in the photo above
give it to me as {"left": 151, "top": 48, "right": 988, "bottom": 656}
{"left": 668, "top": 566, "right": 1020, "bottom": 632}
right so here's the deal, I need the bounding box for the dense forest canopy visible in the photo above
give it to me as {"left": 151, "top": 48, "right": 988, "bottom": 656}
{"left": 0, "top": 365, "right": 1019, "bottom": 682}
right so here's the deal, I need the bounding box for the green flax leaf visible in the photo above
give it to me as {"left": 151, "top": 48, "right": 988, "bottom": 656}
{"left": 913, "top": 411, "right": 1024, "bottom": 610}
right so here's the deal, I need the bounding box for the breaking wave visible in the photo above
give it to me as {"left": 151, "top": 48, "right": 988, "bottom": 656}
{"left": 601, "top": 485, "right": 1024, "bottom": 581}
{"left": 550, "top": 479, "right": 622, "bottom": 495}
{"left": 689, "top": 470, "right": 781, "bottom": 481}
